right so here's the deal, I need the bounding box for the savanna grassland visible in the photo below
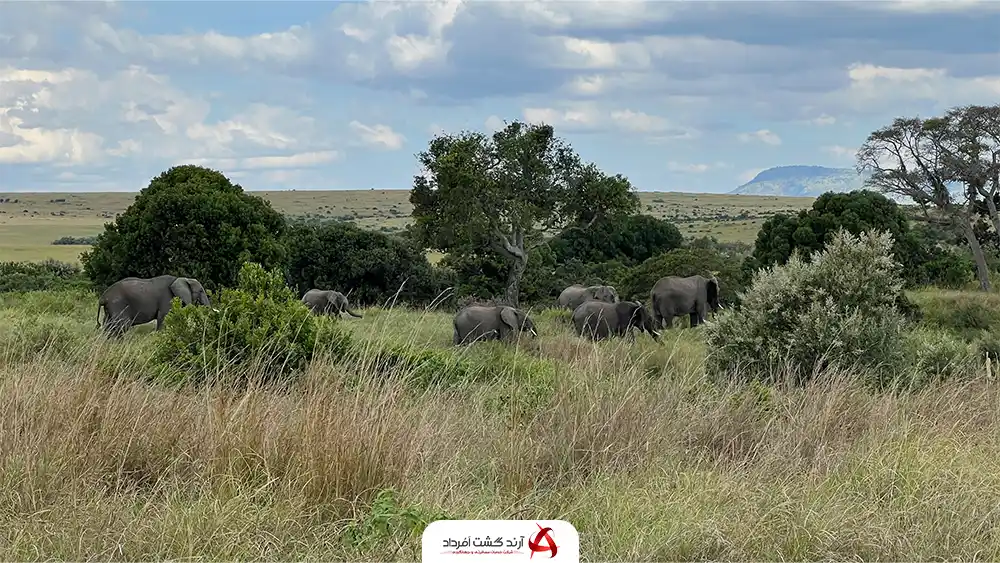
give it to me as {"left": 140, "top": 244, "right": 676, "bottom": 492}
{"left": 3, "top": 282, "right": 1000, "bottom": 560}
{"left": 0, "top": 190, "right": 812, "bottom": 264}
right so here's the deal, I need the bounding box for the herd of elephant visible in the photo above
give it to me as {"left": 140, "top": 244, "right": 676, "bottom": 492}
{"left": 92, "top": 273, "right": 722, "bottom": 347}
{"left": 94, "top": 276, "right": 363, "bottom": 337}
{"left": 452, "top": 274, "right": 722, "bottom": 345}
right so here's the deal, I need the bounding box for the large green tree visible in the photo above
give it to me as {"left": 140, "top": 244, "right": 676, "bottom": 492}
{"left": 81, "top": 165, "right": 287, "bottom": 292}
{"left": 409, "top": 120, "right": 638, "bottom": 306}
{"left": 752, "top": 191, "right": 915, "bottom": 270}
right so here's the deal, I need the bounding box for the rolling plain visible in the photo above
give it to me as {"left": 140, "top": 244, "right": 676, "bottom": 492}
{"left": 0, "top": 190, "right": 813, "bottom": 263}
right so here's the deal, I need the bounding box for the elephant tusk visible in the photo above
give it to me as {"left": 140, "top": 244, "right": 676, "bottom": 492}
{"left": 212, "top": 308, "right": 220, "bottom": 313}
{"left": 529, "top": 328, "right": 538, "bottom": 337}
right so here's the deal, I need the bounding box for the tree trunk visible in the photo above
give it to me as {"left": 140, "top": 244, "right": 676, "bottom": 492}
{"left": 961, "top": 217, "right": 992, "bottom": 291}
{"left": 504, "top": 253, "right": 527, "bottom": 308}
{"left": 493, "top": 225, "right": 528, "bottom": 308}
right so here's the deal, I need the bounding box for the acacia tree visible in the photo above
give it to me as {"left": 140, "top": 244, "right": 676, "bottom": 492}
{"left": 935, "top": 105, "right": 1000, "bottom": 238}
{"left": 857, "top": 115, "right": 992, "bottom": 290}
{"left": 410, "top": 120, "right": 638, "bottom": 307}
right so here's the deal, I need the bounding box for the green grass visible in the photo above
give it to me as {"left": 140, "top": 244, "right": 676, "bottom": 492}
{"left": 0, "top": 286, "right": 999, "bottom": 559}
{"left": 0, "top": 190, "right": 814, "bottom": 263}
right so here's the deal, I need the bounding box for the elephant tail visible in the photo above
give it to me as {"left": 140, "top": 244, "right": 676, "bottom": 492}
{"left": 96, "top": 296, "right": 105, "bottom": 328}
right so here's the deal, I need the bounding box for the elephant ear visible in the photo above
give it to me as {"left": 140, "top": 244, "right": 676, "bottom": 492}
{"left": 170, "top": 277, "right": 194, "bottom": 305}
{"left": 499, "top": 307, "right": 519, "bottom": 330}
{"left": 706, "top": 277, "right": 719, "bottom": 303}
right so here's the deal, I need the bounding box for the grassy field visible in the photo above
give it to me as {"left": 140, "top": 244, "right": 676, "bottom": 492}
{"left": 0, "top": 190, "right": 813, "bottom": 264}
{"left": 0, "top": 286, "right": 999, "bottom": 559}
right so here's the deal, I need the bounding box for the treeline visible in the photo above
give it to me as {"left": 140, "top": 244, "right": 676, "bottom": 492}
{"left": 65, "top": 163, "right": 748, "bottom": 309}
{"left": 5, "top": 106, "right": 999, "bottom": 305}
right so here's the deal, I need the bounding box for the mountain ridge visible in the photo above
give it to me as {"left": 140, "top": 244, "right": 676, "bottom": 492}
{"left": 730, "top": 165, "right": 870, "bottom": 197}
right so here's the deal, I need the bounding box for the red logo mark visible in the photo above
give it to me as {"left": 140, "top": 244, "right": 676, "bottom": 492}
{"left": 527, "top": 523, "right": 558, "bottom": 559}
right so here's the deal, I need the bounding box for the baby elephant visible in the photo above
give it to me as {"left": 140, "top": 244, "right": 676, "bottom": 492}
{"left": 572, "top": 300, "right": 661, "bottom": 342}
{"left": 301, "top": 289, "right": 363, "bottom": 318}
{"left": 453, "top": 305, "right": 538, "bottom": 346}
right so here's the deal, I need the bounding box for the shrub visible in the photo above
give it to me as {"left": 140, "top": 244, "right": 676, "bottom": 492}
{"left": 51, "top": 235, "right": 98, "bottom": 246}
{"left": 548, "top": 214, "right": 683, "bottom": 266}
{"left": 704, "top": 229, "right": 910, "bottom": 388}
{"left": 151, "top": 262, "right": 325, "bottom": 388}
{"left": 0, "top": 260, "right": 90, "bottom": 293}
{"left": 81, "top": 165, "right": 287, "bottom": 293}
{"left": 902, "top": 327, "right": 975, "bottom": 389}
{"left": 284, "top": 220, "right": 445, "bottom": 308}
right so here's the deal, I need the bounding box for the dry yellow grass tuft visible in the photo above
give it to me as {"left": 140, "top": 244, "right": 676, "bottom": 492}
{"left": 0, "top": 289, "right": 998, "bottom": 559}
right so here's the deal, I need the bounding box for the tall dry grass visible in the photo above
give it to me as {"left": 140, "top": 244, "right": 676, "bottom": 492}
{"left": 1, "top": 289, "right": 1000, "bottom": 559}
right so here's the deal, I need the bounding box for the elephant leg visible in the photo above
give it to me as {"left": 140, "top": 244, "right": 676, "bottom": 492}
{"left": 689, "top": 312, "right": 699, "bottom": 328}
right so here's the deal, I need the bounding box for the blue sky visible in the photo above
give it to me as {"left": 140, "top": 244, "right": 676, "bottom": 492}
{"left": 1, "top": 0, "right": 998, "bottom": 194}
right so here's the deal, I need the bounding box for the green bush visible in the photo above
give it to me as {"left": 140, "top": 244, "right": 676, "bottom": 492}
{"left": 548, "top": 214, "right": 683, "bottom": 266}
{"left": 901, "top": 327, "right": 975, "bottom": 390}
{"left": 151, "top": 262, "right": 324, "bottom": 388}
{"left": 284, "top": 220, "right": 446, "bottom": 308}
{"left": 0, "top": 260, "right": 90, "bottom": 293}
{"left": 750, "top": 190, "right": 940, "bottom": 288}
{"left": 51, "top": 236, "right": 98, "bottom": 246}
{"left": 82, "top": 165, "right": 287, "bottom": 293}
{"left": 704, "top": 229, "right": 910, "bottom": 388}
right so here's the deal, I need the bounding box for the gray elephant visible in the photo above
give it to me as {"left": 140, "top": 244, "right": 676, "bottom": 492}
{"left": 557, "top": 284, "right": 620, "bottom": 311}
{"left": 650, "top": 274, "right": 722, "bottom": 329}
{"left": 453, "top": 305, "right": 538, "bottom": 345}
{"left": 301, "top": 289, "right": 363, "bottom": 318}
{"left": 97, "top": 275, "right": 212, "bottom": 337}
{"left": 572, "top": 300, "right": 660, "bottom": 342}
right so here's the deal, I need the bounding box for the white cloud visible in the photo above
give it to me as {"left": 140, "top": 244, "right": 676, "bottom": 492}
{"left": 551, "top": 36, "right": 652, "bottom": 70}
{"left": 0, "top": 63, "right": 339, "bottom": 187}
{"left": 829, "top": 63, "right": 1000, "bottom": 114}
{"left": 84, "top": 20, "right": 313, "bottom": 66}
{"left": 484, "top": 115, "right": 506, "bottom": 132}
{"left": 186, "top": 150, "right": 339, "bottom": 171}
{"left": 737, "top": 168, "right": 765, "bottom": 184}
{"left": 809, "top": 114, "right": 837, "bottom": 126}
{"left": 610, "top": 109, "right": 697, "bottom": 139}
{"left": 523, "top": 104, "right": 603, "bottom": 130}
{"left": 737, "top": 129, "right": 782, "bottom": 146}
{"left": 822, "top": 145, "right": 856, "bottom": 160}
{"left": 668, "top": 162, "right": 706, "bottom": 174}
{"left": 186, "top": 104, "right": 317, "bottom": 151}
{"left": 521, "top": 104, "right": 698, "bottom": 140}
{"left": 349, "top": 121, "right": 406, "bottom": 150}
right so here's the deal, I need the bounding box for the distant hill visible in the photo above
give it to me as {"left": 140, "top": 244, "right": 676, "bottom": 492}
{"left": 730, "top": 165, "right": 870, "bottom": 197}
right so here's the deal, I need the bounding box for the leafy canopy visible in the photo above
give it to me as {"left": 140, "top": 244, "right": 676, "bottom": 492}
{"left": 750, "top": 190, "right": 933, "bottom": 286}
{"left": 409, "top": 120, "right": 639, "bottom": 256}
{"left": 283, "top": 220, "right": 446, "bottom": 306}
{"left": 82, "top": 165, "right": 287, "bottom": 292}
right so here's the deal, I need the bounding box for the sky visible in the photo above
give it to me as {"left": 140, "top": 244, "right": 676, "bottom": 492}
{"left": 1, "top": 0, "right": 999, "bottom": 194}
